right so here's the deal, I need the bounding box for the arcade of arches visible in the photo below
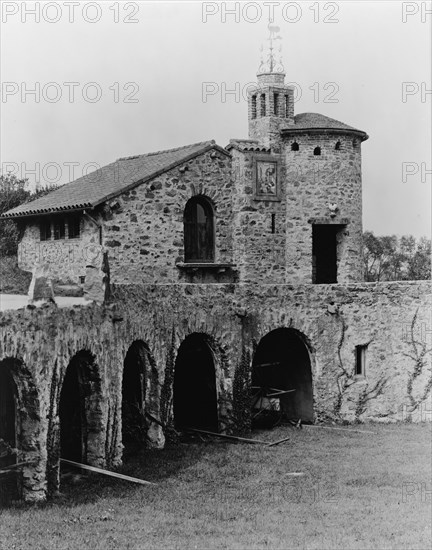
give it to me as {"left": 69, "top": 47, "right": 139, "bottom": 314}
{"left": 0, "top": 279, "right": 430, "bottom": 502}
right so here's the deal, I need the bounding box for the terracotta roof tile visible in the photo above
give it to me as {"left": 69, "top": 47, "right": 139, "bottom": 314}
{"left": 2, "top": 140, "right": 228, "bottom": 218}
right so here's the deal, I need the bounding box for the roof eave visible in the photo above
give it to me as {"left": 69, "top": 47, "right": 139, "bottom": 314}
{"left": 281, "top": 127, "right": 369, "bottom": 142}
{"left": 91, "top": 143, "right": 231, "bottom": 208}
{"left": 0, "top": 204, "right": 92, "bottom": 220}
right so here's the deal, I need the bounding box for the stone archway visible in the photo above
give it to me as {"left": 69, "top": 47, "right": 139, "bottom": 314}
{"left": 59, "top": 350, "right": 103, "bottom": 464}
{"left": 252, "top": 328, "right": 314, "bottom": 424}
{"left": 173, "top": 333, "right": 218, "bottom": 431}
{"left": 121, "top": 341, "right": 150, "bottom": 455}
{"left": 0, "top": 357, "right": 42, "bottom": 502}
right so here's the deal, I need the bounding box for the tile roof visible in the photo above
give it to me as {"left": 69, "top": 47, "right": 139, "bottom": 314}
{"left": 284, "top": 113, "right": 368, "bottom": 140}
{"left": 2, "top": 140, "right": 229, "bottom": 218}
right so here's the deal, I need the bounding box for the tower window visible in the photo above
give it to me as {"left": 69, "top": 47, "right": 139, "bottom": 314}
{"left": 285, "top": 95, "right": 290, "bottom": 118}
{"left": 314, "top": 146, "right": 321, "bottom": 156}
{"left": 335, "top": 141, "right": 341, "bottom": 151}
{"left": 271, "top": 213, "right": 276, "bottom": 234}
{"left": 184, "top": 196, "right": 215, "bottom": 262}
{"left": 40, "top": 220, "right": 51, "bottom": 241}
{"left": 251, "top": 95, "right": 256, "bottom": 118}
{"left": 273, "top": 93, "right": 279, "bottom": 116}
{"left": 291, "top": 142, "right": 299, "bottom": 152}
{"left": 355, "top": 345, "right": 367, "bottom": 376}
{"left": 260, "top": 94, "right": 266, "bottom": 117}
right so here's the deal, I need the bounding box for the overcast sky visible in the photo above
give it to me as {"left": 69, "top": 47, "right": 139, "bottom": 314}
{"left": 1, "top": 1, "right": 431, "bottom": 237}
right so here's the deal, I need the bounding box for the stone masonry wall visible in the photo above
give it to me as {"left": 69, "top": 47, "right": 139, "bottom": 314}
{"left": 283, "top": 132, "right": 364, "bottom": 283}
{"left": 17, "top": 215, "right": 102, "bottom": 285}
{"left": 0, "top": 280, "right": 430, "bottom": 501}
{"left": 101, "top": 149, "right": 234, "bottom": 284}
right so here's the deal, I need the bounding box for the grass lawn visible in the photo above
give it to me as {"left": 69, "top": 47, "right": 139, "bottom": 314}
{"left": 1, "top": 423, "right": 431, "bottom": 550}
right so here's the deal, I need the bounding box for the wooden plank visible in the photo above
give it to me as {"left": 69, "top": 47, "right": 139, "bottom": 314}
{"left": 187, "top": 428, "right": 267, "bottom": 445}
{"left": 0, "top": 461, "right": 34, "bottom": 472}
{"left": 303, "top": 425, "right": 377, "bottom": 435}
{"left": 266, "top": 389, "right": 296, "bottom": 398}
{"left": 267, "top": 436, "right": 291, "bottom": 447}
{"left": 60, "top": 459, "right": 155, "bottom": 486}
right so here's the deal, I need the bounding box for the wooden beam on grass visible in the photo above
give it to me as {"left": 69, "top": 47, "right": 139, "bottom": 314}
{"left": 303, "top": 425, "right": 377, "bottom": 435}
{"left": 187, "top": 428, "right": 268, "bottom": 445}
{"left": 267, "top": 436, "right": 291, "bottom": 447}
{"left": 60, "top": 459, "right": 155, "bottom": 486}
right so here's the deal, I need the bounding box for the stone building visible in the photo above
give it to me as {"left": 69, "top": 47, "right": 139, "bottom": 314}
{"left": 0, "top": 41, "right": 431, "bottom": 503}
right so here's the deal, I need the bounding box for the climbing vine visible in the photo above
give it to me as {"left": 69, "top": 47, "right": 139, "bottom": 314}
{"left": 403, "top": 308, "right": 432, "bottom": 417}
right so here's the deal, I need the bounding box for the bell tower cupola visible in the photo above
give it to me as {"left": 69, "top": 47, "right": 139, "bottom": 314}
{"left": 248, "top": 23, "right": 295, "bottom": 150}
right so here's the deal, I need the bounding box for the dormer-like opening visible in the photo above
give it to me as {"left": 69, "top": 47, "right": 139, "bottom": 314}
{"left": 335, "top": 141, "right": 341, "bottom": 151}
{"left": 314, "top": 147, "right": 321, "bottom": 156}
{"left": 291, "top": 142, "right": 299, "bottom": 152}
{"left": 260, "top": 94, "right": 266, "bottom": 117}
{"left": 251, "top": 95, "right": 257, "bottom": 119}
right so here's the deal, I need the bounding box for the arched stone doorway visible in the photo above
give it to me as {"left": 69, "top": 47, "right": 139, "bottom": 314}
{"left": 59, "top": 351, "right": 103, "bottom": 464}
{"left": 0, "top": 366, "right": 16, "bottom": 463}
{"left": 252, "top": 328, "right": 313, "bottom": 424}
{"left": 173, "top": 334, "right": 218, "bottom": 431}
{"left": 0, "top": 364, "right": 18, "bottom": 504}
{"left": 0, "top": 358, "right": 41, "bottom": 502}
{"left": 122, "top": 341, "right": 150, "bottom": 454}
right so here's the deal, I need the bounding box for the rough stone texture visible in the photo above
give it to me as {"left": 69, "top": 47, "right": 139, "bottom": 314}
{"left": 95, "top": 149, "right": 234, "bottom": 284}
{"left": 18, "top": 216, "right": 102, "bottom": 285}
{"left": 0, "top": 281, "right": 430, "bottom": 502}
{"left": 282, "top": 131, "right": 364, "bottom": 283}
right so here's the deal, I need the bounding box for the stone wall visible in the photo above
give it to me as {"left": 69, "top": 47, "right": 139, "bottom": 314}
{"left": 0, "top": 280, "right": 430, "bottom": 502}
{"left": 101, "top": 149, "right": 234, "bottom": 284}
{"left": 283, "top": 132, "right": 364, "bottom": 283}
{"left": 17, "top": 215, "right": 102, "bottom": 285}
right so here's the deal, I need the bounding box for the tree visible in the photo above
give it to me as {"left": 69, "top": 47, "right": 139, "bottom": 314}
{"left": 0, "top": 173, "right": 59, "bottom": 256}
{"left": 363, "top": 231, "right": 431, "bottom": 282}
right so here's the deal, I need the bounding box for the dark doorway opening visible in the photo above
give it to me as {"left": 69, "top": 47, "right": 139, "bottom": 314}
{"left": 59, "top": 351, "right": 99, "bottom": 463}
{"left": 173, "top": 334, "right": 218, "bottom": 431}
{"left": 252, "top": 328, "right": 313, "bottom": 427}
{"left": 122, "top": 341, "right": 149, "bottom": 454}
{"left": 312, "top": 224, "right": 343, "bottom": 283}
{"left": 0, "top": 365, "right": 19, "bottom": 504}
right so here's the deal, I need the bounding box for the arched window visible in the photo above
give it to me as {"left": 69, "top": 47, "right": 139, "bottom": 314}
{"left": 314, "top": 146, "right": 321, "bottom": 156}
{"left": 335, "top": 141, "right": 341, "bottom": 151}
{"left": 291, "top": 142, "right": 299, "bottom": 152}
{"left": 260, "top": 94, "right": 266, "bottom": 117}
{"left": 251, "top": 95, "right": 257, "bottom": 119}
{"left": 184, "top": 196, "right": 215, "bottom": 262}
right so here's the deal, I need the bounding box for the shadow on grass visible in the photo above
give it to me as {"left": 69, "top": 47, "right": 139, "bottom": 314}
{"left": 51, "top": 439, "right": 215, "bottom": 507}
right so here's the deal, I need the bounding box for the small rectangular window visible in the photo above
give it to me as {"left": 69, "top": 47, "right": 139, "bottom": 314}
{"left": 53, "top": 218, "right": 65, "bottom": 240}
{"left": 40, "top": 220, "right": 51, "bottom": 241}
{"left": 271, "top": 213, "right": 276, "bottom": 234}
{"left": 285, "top": 95, "right": 289, "bottom": 118}
{"left": 355, "top": 345, "right": 367, "bottom": 376}
{"left": 67, "top": 215, "right": 81, "bottom": 239}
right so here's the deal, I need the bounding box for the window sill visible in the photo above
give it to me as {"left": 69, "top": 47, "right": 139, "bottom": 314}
{"left": 176, "top": 262, "right": 236, "bottom": 273}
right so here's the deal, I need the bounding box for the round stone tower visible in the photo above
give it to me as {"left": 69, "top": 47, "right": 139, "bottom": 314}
{"left": 235, "top": 26, "right": 369, "bottom": 285}
{"left": 282, "top": 114, "right": 368, "bottom": 284}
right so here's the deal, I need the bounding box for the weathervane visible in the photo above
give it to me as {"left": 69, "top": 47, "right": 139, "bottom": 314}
{"left": 258, "top": 21, "right": 285, "bottom": 74}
